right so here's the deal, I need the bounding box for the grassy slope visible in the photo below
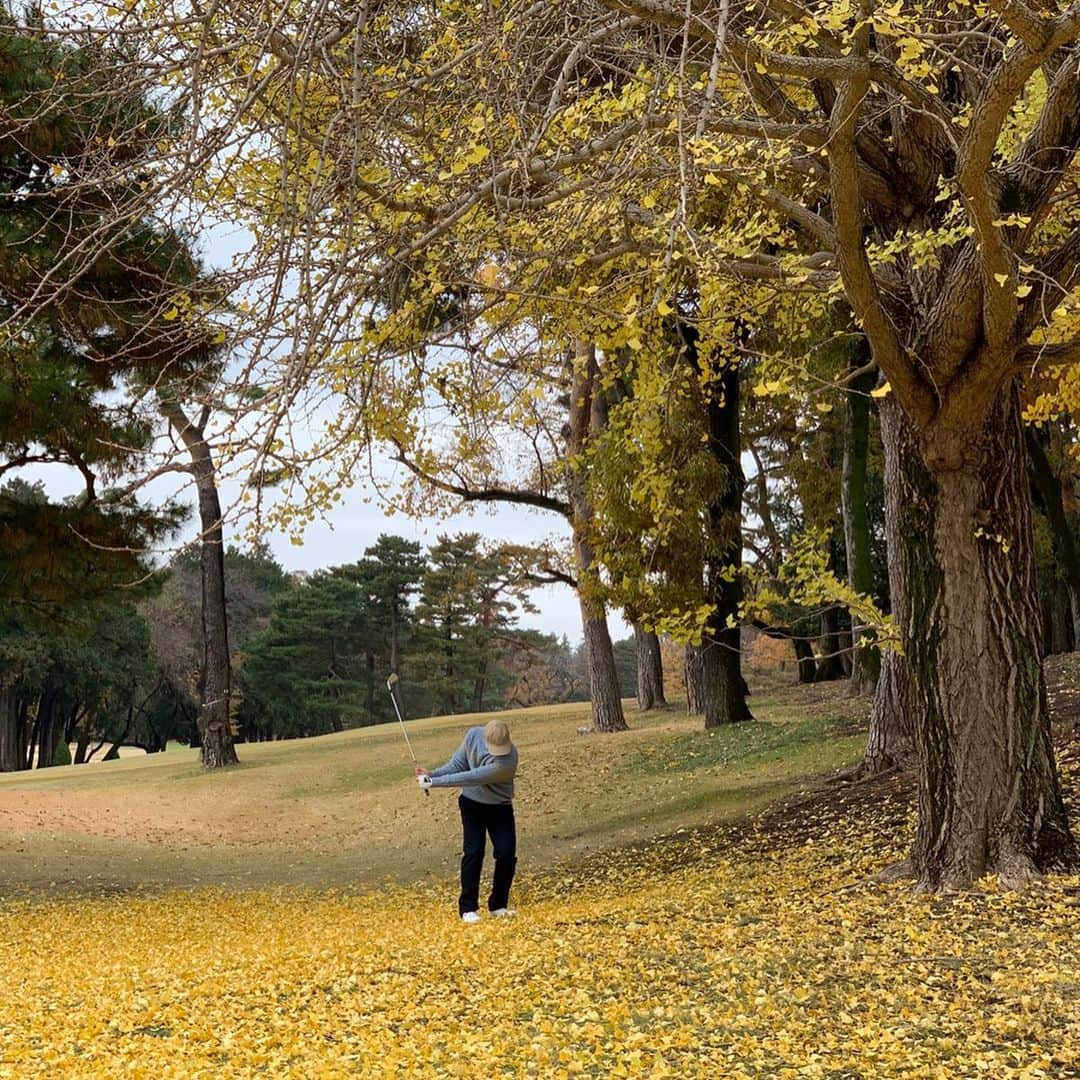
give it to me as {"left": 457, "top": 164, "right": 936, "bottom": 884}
{"left": 0, "top": 674, "right": 867, "bottom": 893}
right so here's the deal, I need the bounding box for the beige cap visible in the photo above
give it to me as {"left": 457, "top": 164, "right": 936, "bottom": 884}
{"left": 484, "top": 719, "right": 513, "bottom": 756}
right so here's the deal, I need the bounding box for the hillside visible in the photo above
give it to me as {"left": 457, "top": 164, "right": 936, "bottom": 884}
{"left": 0, "top": 675, "right": 867, "bottom": 893}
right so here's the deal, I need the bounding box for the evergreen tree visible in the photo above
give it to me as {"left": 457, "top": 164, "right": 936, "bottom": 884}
{"left": 0, "top": 10, "right": 186, "bottom": 621}
{"left": 415, "top": 534, "right": 537, "bottom": 714}
{"left": 240, "top": 573, "right": 370, "bottom": 737}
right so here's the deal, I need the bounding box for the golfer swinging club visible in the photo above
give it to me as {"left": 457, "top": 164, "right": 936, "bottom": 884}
{"left": 415, "top": 719, "right": 519, "bottom": 924}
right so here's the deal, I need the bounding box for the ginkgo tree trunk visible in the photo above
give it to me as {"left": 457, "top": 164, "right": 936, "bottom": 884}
{"left": 566, "top": 343, "right": 628, "bottom": 732}
{"left": 827, "top": 21, "right": 1073, "bottom": 887}
{"left": 858, "top": 396, "right": 917, "bottom": 777}
{"left": 633, "top": 625, "right": 666, "bottom": 711}
{"left": 387, "top": 343, "right": 629, "bottom": 734}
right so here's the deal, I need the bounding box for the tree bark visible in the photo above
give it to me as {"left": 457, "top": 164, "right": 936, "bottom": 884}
{"left": 863, "top": 650, "right": 914, "bottom": 775}
{"left": 689, "top": 334, "right": 752, "bottom": 726}
{"left": 34, "top": 688, "right": 61, "bottom": 769}
{"left": 633, "top": 625, "right": 666, "bottom": 711}
{"left": 842, "top": 353, "right": 881, "bottom": 695}
{"left": 442, "top": 616, "right": 457, "bottom": 714}
{"left": 389, "top": 600, "right": 400, "bottom": 673}
{"left": 578, "top": 605, "right": 626, "bottom": 731}
{"left": 0, "top": 689, "right": 24, "bottom": 772}
{"left": 472, "top": 658, "right": 488, "bottom": 713}
{"left": 365, "top": 650, "right": 376, "bottom": 718}
{"left": 793, "top": 638, "right": 817, "bottom": 683}
{"left": 909, "top": 383, "right": 1075, "bottom": 889}
{"left": 699, "top": 636, "right": 752, "bottom": 729}
{"left": 858, "top": 395, "right": 918, "bottom": 776}
{"left": 684, "top": 644, "right": 704, "bottom": 714}
{"left": 567, "top": 342, "right": 627, "bottom": 733}
{"left": 160, "top": 402, "right": 238, "bottom": 769}
{"left": 73, "top": 731, "right": 90, "bottom": 766}
{"left": 1046, "top": 581, "right": 1072, "bottom": 657}
{"left": 1026, "top": 426, "right": 1080, "bottom": 655}
{"left": 814, "top": 604, "right": 848, "bottom": 682}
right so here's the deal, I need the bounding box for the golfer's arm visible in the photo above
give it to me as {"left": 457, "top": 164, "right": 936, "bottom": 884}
{"left": 428, "top": 762, "right": 513, "bottom": 787}
{"left": 429, "top": 744, "right": 468, "bottom": 778}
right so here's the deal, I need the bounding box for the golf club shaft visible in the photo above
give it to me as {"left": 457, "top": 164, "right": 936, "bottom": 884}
{"left": 388, "top": 677, "right": 427, "bottom": 795}
{"left": 390, "top": 691, "right": 417, "bottom": 763}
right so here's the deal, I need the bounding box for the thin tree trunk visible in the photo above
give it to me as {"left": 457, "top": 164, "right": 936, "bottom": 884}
{"left": 838, "top": 624, "right": 854, "bottom": 677}
{"left": 160, "top": 401, "right": 237, "bottom": 768}
{"left": 472, "top": 658, "right": 488, "bottom": 713}
{"left": 442, "top": 615, "right": 457, "bottom": 714}
{"left": 863, "top": 651, "right": 914, "bottom": 774}
{"left": 34, "top": 689, "right": 61, "bottom": 769}
{"left": 793, "top": 638, "right": 817, "bottom": 683}
{"left": 386, "top": 600, "right": 406, "bottom": 720}
{"left": 578, "top": 603, "right": 626, "bottom": 730}
{"left": 684, "top": 644, "right": 704, "bottom": 714}
{"left": 687, "top": 332, "right": 752, "bottom": 726}
{"left": 909, "top": 383, "right": 1074, "bottom": 889}
{"left": 365, "top": 650, "right": 376, "bottom": 718}
{"left": 633, "top": 625, "right": 666, "bottom": 711}
{"left": 842, "top": 351, "right": 881, "bottom": 694}
{"left": 858, "top": 395, "right": 918, "bottom": 776}
{"left": 25, "top": 694, "right": 41, "bottom": 770}
{"left": 1047, "top": 580, "right": 1071, "bottom": 656}
{"left": 814, "top": 604, "right": 848, "bottom": 682}
{"left": 390, "top": 601, "right": 400, "bottom": 673}
{"left": 1027, "top": 427, "right": 1080, "bottom": 650}
{"left": 104, "top": 710, "right": 133, "bottom": 761}
{"left": 567, "top": 342, "right": 627, "bottom": 733}
{"left": 0, "top": 689, "right": 23, "bottom": 772}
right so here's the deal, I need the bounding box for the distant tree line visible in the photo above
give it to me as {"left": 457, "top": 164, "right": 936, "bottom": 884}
{"left": 1, "top": 529, "right": 610, "bottom": 769}
{"left": 237, "top": 531, "right": 593, "bottom": 740}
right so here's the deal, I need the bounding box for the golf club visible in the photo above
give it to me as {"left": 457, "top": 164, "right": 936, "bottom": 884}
{"left": 387, "top": 672, "right": 427, "bottom": 795}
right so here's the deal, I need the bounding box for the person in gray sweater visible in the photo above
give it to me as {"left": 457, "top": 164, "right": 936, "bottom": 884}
{"left": 416, "top": 719, "right": 519, "bottom": 923}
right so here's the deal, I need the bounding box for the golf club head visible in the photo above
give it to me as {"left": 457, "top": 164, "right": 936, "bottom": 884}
{"left": 387, "top": 672, "right": 399, "bottom": 690}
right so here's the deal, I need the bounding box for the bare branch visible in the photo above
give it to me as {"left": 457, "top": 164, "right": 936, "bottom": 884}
{"left": 389, "top": 441, "right": 571, "bottom": 518}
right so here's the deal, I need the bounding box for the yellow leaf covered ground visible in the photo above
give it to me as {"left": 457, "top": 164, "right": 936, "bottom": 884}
{"left": 2, "top": 762, "right": 1078, "bottom": 1079}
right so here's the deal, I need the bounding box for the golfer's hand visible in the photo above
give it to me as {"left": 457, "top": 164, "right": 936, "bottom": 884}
{"left": 414, "top": 765, "right": 429, "bottom": 777}
{"left": 417, "top": 775, "right": 433, "bottom": 791}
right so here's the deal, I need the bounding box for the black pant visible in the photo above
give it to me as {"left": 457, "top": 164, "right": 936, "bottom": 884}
{"left": 458, "top": 795, "right": 517, "bottom": 915}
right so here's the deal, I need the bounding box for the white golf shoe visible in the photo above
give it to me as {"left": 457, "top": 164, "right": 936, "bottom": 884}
{"left": 461, "top": 911, "right": 482, "bottom": 925}
{"left": 490, "top": 908, "right": 515, "bottom": 918}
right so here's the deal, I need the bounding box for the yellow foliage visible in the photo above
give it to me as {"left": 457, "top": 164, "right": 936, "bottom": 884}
{"left": 1, "top": 772, "right": 1077, "bottom": 1077}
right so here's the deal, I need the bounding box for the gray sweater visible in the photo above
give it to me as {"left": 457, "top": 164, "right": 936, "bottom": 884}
{"left": 429, "top": 726, "right": 518, "bottom": 804}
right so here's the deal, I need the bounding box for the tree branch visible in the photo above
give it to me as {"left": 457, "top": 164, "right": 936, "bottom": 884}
{"left": 389, "top": 440, "right": 571, "bottom": 517}
{"left": 989, "top": 0, "right": 1054, "bottom": 49}
{"left": 1016, "top": 336, "right": 1080, "bottom": 369}
{"left": 827, "top": 37, "right": 935, "bottom": 427}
